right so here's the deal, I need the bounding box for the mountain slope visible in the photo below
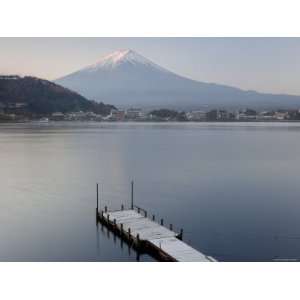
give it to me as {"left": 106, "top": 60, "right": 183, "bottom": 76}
{"left": 55, "top": 49, "right": 300, "bottom": 110}
{"left": 0, "top": 75, "right": 115, "bottom": 115}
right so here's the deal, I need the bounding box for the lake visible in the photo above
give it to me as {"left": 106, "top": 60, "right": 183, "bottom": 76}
{"left": 1, "top": 122, "right": 300, "bottom": 261}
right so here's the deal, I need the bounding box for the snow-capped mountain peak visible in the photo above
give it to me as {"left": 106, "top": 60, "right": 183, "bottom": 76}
{"left": 82, "top": 49, "right": 170, "bottom": 73}
{"left": 55, "top": 49, "right": 300, "bottom": 111}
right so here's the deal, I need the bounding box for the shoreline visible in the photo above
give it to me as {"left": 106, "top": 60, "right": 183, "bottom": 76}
{"left": 2, "top": 119, "right": 300, "bottom": 124}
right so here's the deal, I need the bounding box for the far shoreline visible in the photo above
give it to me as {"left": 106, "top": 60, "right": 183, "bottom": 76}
{"left": 3, "top": 120, "right": 300, "bottom": 125}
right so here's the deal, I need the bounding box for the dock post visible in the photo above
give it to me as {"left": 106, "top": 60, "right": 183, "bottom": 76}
{"left": 105, "top": 206, "right": 107, "bottom": 213}
{"left": 128, "top": 228, "right": 131, "bottom": 238}
{"left": 161, "top": 218, "right": 164, "bottom": 226}
{"left": 120, "top": 223, "right": 123, "bottom": 234}
{"left": 144, "top": 211, "right": 147, "bottom": 218}
{"left": 113, "top": 218, "right": 116, "bottom": 227}
{"left": 96, "top": 183, "right": 99, "bottom": 215}
{"left": 152, "top": 214, "right": 155, "bottom": 221}
{"left": 169, "top": 224, "right": 173, "bottom": 231}
{"left": 121, "top": 204, "right": 124, "bottom": 211}
{"left": 131, "top": 180, "right": 134, "bottom": 209}
{"left": 179, "top": 228, "right": 183, "bottom": 240}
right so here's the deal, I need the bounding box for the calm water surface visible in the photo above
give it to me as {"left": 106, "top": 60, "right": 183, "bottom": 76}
{"left": 1, "top": 122, "right": 300, "bottom": 261}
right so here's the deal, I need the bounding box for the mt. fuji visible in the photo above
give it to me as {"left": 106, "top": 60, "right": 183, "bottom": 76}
{"left": 55, "top": 49, "right": 300, "bottom": 110}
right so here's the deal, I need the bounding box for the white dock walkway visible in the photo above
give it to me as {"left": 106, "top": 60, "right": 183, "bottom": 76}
{"left": 102, "top": 209, "right": 215, "bottom": 262}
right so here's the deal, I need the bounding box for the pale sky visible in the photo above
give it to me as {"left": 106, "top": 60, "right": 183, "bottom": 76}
{"left": 1, "top": 37, "right": 300, "bottom": 95}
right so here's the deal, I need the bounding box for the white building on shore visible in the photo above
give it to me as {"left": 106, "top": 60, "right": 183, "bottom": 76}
{"left": 186, "top": 110, "right": 206, "bottom": 121}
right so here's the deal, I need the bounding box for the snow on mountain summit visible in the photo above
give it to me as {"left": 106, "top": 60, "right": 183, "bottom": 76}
{"left": 81, "top": 49, "right": 170, "bottom": 73}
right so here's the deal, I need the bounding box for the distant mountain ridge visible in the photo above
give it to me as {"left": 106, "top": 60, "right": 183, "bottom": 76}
{"left": 55, "top": 49, "right": 300, "bottom": 110}
{"left": 0, "top": 75, "right": 115, "bottom": 115}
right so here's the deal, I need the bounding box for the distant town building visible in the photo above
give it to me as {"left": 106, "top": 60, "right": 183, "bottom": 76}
{"left": 109, "top": 109, "right": 125, "bottom": 121}
{"left": 237, "top": 113, "right": 257, "bottom": 121}
{"left": 125, "top": 108, "right": 142, "bottom": 120}
{"left": 236, "top": 109, "right": 258, "bottom": 121}
{"left": 217, "top": 110, "right": 231, "bottom": 120}
{"left": 186, "top": 110, "right": 206, "bottom": 121}
{"left": 51, "top": 112, "right": 65, "bottom": 121}
{"left": 274, "top": 111, "right": 288, "bottom": 120}
{"left": 206, "top": 109, "right": 219, "bottom": 121}
{"left": 256, "top": 111, "right": 274, "bottom": 121}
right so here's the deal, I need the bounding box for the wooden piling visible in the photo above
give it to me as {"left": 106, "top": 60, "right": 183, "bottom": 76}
{"left": 161, "top": 218, "right": 164, "bottom": 226}
{"left": 179, "top": 228, "right": 183, "bottom": 240}
{"left": 121, "top": 204, "right": 124, "bottom": 211}
{"left": 152, "top": 214, "right": 155, "bottom": 221}
{"left": 169, "top": 224, "right": 173, "bottom": 231}
{"left": 131, "top": 180, "right": 134, "bottom": 209}
{"left": 96, "top": 183, "right": 99, "bottom": 214}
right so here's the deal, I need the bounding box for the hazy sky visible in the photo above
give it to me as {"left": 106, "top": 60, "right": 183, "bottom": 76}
{"left": 1, "top": 37, "right": 300, "bottom": 95}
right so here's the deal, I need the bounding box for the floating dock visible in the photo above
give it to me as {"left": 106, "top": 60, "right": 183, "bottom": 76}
{"left": 96, "top": 205, "right": 216, "bottom": 262}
